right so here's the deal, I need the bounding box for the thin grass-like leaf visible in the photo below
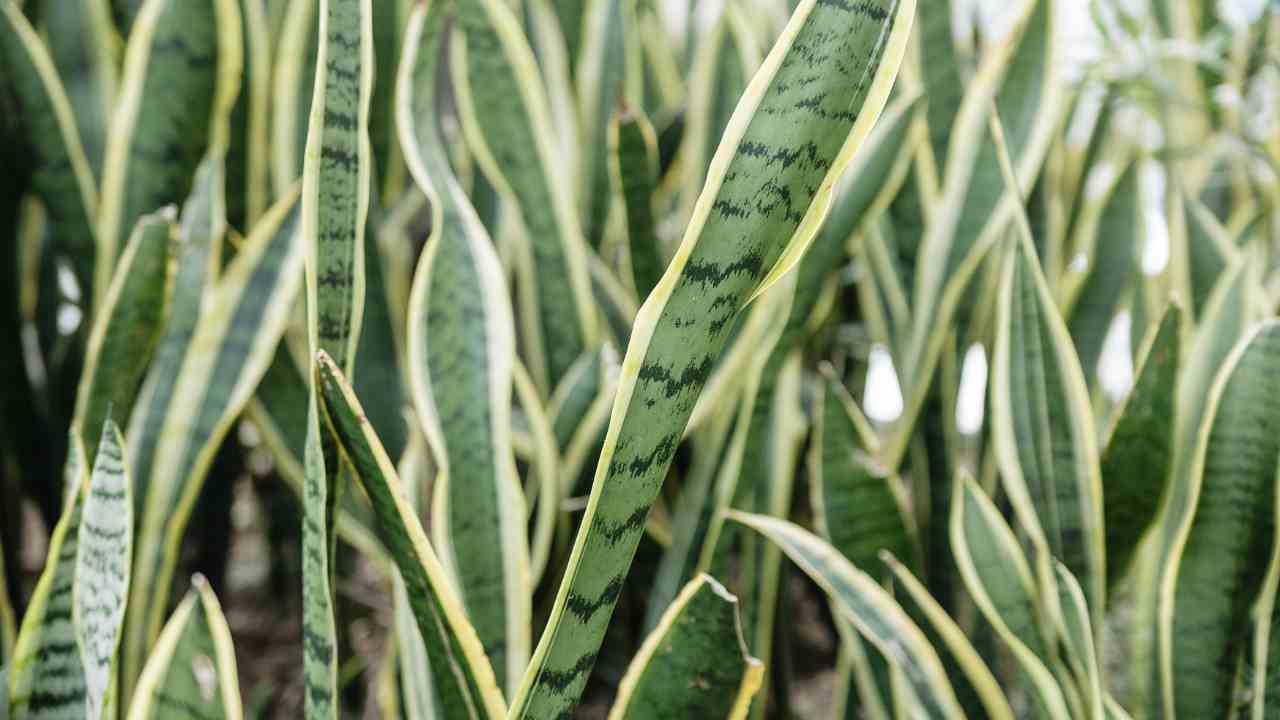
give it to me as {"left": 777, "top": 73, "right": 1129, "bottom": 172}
{"left": 607, "top": 574, "right": 763, "bottom": 720}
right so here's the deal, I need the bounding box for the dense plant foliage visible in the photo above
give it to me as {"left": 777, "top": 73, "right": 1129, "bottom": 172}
{"left": 1, "top": 0, "right": 1279, "bottom": 717}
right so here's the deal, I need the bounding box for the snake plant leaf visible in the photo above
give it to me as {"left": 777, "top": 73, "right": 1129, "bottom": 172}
{"left": 990, "top": 233, "right": 1106, "bottom": 619}
{"left": 0, "top": 540, "right": 13, "bottom": 666}
{"left": 449, "top": 0, "right": 597, "bottom": 392}
{"left": 270, "top": 0, "right": 318, "bottom": 194}
{"left": 227, "top": 0, "right": 272, "bottom": 230}
{"left": 41, "top": 0, "right": 116, "bottom": 181}
{"left": 353, "top": 196, "right": 408, "bottom": 463}
{"left": 574, "top": 0, "right": 635, "bottom": 249}
{"left": 607, "top": 574, "right": 763, "bottom": 720}
{"left": 949, "top": 474, "right": 1071, "bottom": 720}
{"left": 890, "top": 0, "right": 1062, "bottom": 470}
{"left": 74, "top": 419, "right": 131, "bottom": 720}
{"left": 1101, "top": 305, "right": 1180, "bottom": 589}
{"left": 71, "top": 209, "right": 175, "bottom": 464}
{"left": 610, "top": 105, "right": 665, "bottom": 299}
{"left": 511, "top": 2, "right": 913, "bottom": 713}
{"left": 298, "top": 0, "right": 374, "bottom": 713}
{"left": 549, "top": 345, "right": 618, "bottom": 488}
{"left": 315, "top": 351, "right": 507, "bottom": 719}
{"left": 1160, "top": 322, "right": 1280, "bottom": 719}
{"left": 122, "top": 188, "right": 305, "bottom": 702}
{"left": 129, "top": 152, "right": 234, "bottom": 524}
{"left": 245, "top": 346, "right": 387, "bottom": 561}
{"left": 1051, "top": 561, "right": 1104, "bottom": 719}
{"left": 678, "top": 4, "right": 761, "bottom": 221}
{"left": 125, "top": 576, "right": 242, "bottom": 720}
{"left": 0, "top": 1, "right": 99, "bottom": 300}
{"left": 1182, "top": 194, "right": 1237, "bottom": 321}
{"left": 512, "top": 361, "right": 562, "bottom": 587}
{"left": 882, "top": 552, "right": 1015, "bottom": 720}
{"left": 1066, "top": 161, "right": 1140, "bottom": 385}
{"left": 96, "top": 0, "right": 242, "bottom": 309}
{"left": 7, "top": 482, "right": 86, "bottom": 718}
{"left": 1248, "top": 453, "right": 1280, "bottom": 720}
{"left": 731, "top": 512, "right": 963, "bottom": 717}
{"left": 644, "top": 407, "right": 736, "bottom": 634}
{"left": 915, "top": 0, "right": 963, "bottom": 180}
{"left": 399, "top": 1, "right": 530, "bottom": 695}
{"left": 810, "top": 374, "right": 912, "bottom": 574}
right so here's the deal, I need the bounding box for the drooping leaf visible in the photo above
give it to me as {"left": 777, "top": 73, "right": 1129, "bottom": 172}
{"left": 607, "top": 574, "right": 763, "bottom": 720}
{"left": 75, "top": 419, "right": 131, "bottom": 720}
{"left": 730, "top": 512, "right": 963, "bottom": 717}
{"left": 511, "top": 2, "right": 913, "bottom": 712}
{"left": 315, "top": 351, "right": 507, "bottom": 719}
{"left": 125, "top": 576, "right": 242, "bottom": 720}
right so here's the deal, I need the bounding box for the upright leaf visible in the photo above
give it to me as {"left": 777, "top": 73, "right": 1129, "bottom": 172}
{"left": 0, "top": 2, "right": 99, "bottom": 299}
{"left": 125, "top": 577, "right": 242, "bottom": 720}
{"left": 399, "top": 0, "right": 529, "bottom": 694}
{"left": 7, "top": 486, "right": 86, "bottom": 718}
{"left": 1101, "top": 306, "right": 1180, "bottom": 589}
{"left": 74, "top": 420, "right": 131, "bottom": 720}
{"left": 96, "top": 0, "right": 242, "bottom": 308}
{"left": 607, "top": 575, "right": 763, "bottom": 720}
{"left": 122, "top": 189, "right": 305, "bottom": 700}
{"left": 610, "top": 105, "right": 664, "bottom": 299}
{"left": 950, "top": 475, "right": 1071, "bottom": 720}
{"left": 1160, "top": 323, "right": 1280, "bottom": 719}
{"left": 298, "top": 0, "right": 373, "bottom": 714}
{"left": 71, "top": 210, "right": 174, "bottom": 464}
{"left": 890, "top": 0, "right": 1062, "bottom": 469}
{"left": 449, "top": 0, "right": 597, "bottom": 391}
{"left": 991, "top": 235, "right": 1105, "bottom": 618}
{"left": 316, "top": 352, "right": 507, "bottom": 719}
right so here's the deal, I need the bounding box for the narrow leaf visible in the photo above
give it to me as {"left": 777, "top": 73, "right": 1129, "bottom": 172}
{"left": 75, "top": 419, "right": 131, "bottom": 720}
{"left": 315, "top": 351, "right": 507, "bottom": 719}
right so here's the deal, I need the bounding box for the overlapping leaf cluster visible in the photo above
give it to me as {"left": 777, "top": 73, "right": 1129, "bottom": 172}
{"left": 2, "top": 0, "right": 1280, "bottom": 718}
